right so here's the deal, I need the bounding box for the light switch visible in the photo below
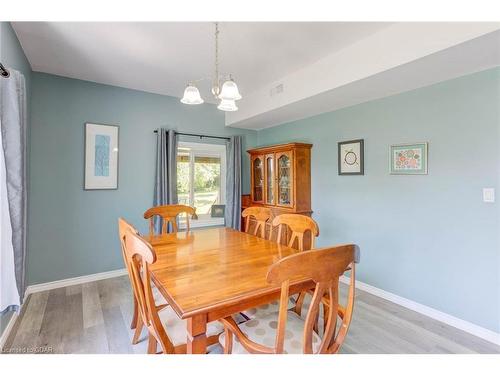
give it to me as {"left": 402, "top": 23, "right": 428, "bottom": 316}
{"left": 483, "top": 188, "right": 495, "bottom": 203}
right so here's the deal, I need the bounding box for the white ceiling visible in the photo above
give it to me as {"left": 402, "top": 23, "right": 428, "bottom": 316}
{"left": 12, "top": 22, "right": 391, "bottom": 101}
{"left": 12, "top": 22, "right": 500, "bottom": 130}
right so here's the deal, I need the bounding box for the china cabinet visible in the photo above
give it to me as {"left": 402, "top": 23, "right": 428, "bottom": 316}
{"left": 245, "top": 143, "right": 312, "bottom": 241}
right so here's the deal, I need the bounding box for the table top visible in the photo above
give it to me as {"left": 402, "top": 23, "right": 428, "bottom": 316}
{"left": 144, "top": 227, "right": 305, "bottom": 319}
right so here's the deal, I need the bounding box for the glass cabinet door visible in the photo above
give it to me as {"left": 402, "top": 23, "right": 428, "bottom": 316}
{"left": 276, "top": 151, "right": 293, "bottom": 207}
{"left": 265, "top": 154, "right": 275, "bottom": 205}
{"left": 252, "top": 156, "right": 264, "bottom": 202}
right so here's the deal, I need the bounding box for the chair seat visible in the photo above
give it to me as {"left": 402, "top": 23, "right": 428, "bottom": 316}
{"left": 158, "top": 306, "right": 224, "bottom": 347}
{"left": 219, "top": 310, "right": 321, "bottom": 354}
{"left": 242, "top": 297, "right": 296, "bottom": 320}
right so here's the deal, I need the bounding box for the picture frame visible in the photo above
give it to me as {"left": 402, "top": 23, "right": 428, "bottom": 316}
{"left": 338, "top": 139, "right": 364, "bottom": 175}
{"left": 84, "top": 123, "right": 119, "bottom": 190}
{"left": 389, "top": 142, "right": 428, "bottom": 175}
{"left": 211, "top": 204, "right": 226, "bottom": 218}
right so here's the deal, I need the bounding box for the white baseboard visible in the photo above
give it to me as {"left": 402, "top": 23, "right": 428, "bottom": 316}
{"left": 340, "top": 276, "right": 500, "bottom": 346}
{"left": 0, "top": 311, "right": 19, "bottom": 351}
{"left": 25, "top": 268, "right": 127, "bottom": 296}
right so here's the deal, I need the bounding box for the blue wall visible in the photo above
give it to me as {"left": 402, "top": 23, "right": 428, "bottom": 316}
{"left": 28, "top": 72, "right": 257, "bottom": 285}
{"left": 257, "top": 68, "right": 500, "bottom": 333}
{"left": 0, "top": 22, "right": 32, "bottom": 336}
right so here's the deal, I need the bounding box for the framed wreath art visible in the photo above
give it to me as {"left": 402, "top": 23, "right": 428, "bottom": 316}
{"left": 338, "top": 139, "right": 364, "bottom": 175}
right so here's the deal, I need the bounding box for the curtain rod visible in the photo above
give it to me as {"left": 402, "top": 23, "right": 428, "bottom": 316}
{"left": 0, "top": 62, "right": 10, "bottom": 78}
{"left": 154, "top": 130, "right": 230, "bottom": 141}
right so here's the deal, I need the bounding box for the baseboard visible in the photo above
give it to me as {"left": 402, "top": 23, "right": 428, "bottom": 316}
{"left": 25, "top": 268, "right": 127, "bottom": 296}
{"left": 0, "top": 311, "right": 19, "bottom": 351}
{"left": 340, "top": 276, "right": 500, "bottom": 346}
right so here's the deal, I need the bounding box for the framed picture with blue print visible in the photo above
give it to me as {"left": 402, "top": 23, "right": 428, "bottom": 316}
{"left": 84, "top": 123, "right": 119, "bottom": 190}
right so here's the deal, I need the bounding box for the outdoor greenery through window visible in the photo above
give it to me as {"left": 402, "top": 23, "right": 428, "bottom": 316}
{"left": 177, "top": 142, "right": 226, "bottom": 225}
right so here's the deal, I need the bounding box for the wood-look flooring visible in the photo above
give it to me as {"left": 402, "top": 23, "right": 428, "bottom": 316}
{"left": 3, "top": 275, "right": 499, "bottom": 354}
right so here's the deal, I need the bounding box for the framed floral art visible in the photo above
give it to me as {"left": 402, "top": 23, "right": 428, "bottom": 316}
{"left": 390, "top": 142, "right": 428, "bottom": 175}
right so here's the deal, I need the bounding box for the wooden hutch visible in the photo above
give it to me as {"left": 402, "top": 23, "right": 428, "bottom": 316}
{"left": 242, "top": 142, "right": 312, "bottom": 242}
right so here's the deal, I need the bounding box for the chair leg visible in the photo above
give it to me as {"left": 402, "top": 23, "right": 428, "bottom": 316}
{"left": 148, "top": 335, "right": 158, "bottom": 354}
{"left": 132, "top": 315, "right": 144, "bottom": 344}
{"left": 223, "top": 328, "right": 233, "bottom": 354}
{"left": 130, "top": 297, "right": 139, "bottom": 329}
{"left": 323, "top": 304, "right": 329, "bottom": 334}
{"left": 294, "top": 292, "right": 306, "bottom": 316}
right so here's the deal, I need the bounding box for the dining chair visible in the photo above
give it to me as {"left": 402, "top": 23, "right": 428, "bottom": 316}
{"left": 242, "top": 206, "right": 272, "bottom": 239}
{"left": 243, "top": 214, "right": 320, "bottom": 322}
{"left": 118, "top": 218, "right": 168, "bottom": 344}
{"left": 218, "top": 244, "right": 356, "bottom": 354}
{"left": 122, "top": 229, "right": 224, "bottom": 354}
{"left": 118, "top": 218, "right": 143, "bottom": 343}
{"left": 270, "top": 214, "right": 321, "bottom": 324}
{"left": 144, "top": 204, "right": 197, "bottom": 236}
{"left": 271, "top": 214, "right": 319, "bottom": 251}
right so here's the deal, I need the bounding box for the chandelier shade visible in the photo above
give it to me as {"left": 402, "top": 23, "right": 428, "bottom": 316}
{"left": 180, "top": 85, "right": 204, "bottom": 105}
{"left": 217, "top": 99, "right": 238, "bottom": 112}
{"left": 218, "top": 78, "right": 242, "bottom": 101}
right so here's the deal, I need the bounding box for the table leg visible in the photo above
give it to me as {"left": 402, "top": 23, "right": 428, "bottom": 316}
{"left": 187, "top": 314, "right": 208, "bottom": 354}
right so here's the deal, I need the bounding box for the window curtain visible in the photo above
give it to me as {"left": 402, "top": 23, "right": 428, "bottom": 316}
{"left": 153, "top": 128, "right": 178, "bottom": 233}
{"left": 225, "top": 135, "right": 242, "bottom": 230}
{"left": 0, "top": 69, "right": 27, "bottom": 312}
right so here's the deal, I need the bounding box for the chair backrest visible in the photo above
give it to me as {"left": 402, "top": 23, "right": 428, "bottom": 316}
{"left": 266, "top": 244, "right": 356, "bottom": 354}
{"left": 242, "top": 206, "right": 272, "bottom": 239}
{"left": 123, "top": 229, "right": 175, "bottom": 353}
{"left": 272, "top": 214, "right": 319, "bottom": 251}
{"left": 144, "top": 204, "right": 197, "bottom": 236}
{"left": 118, "top": 217, "right": 140, "bottom": 292}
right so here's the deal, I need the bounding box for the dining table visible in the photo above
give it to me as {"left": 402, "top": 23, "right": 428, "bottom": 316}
{"left": 142, "top": 226, "right": 316, "bottom": 354}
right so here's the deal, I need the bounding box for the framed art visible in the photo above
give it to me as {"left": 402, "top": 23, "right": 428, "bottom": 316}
{"left": 211, "top": 204, "right": 226, "bottom": 218}
{"left": 390, "top": 142, "right": 428, "bottom": 175}
{"left": 84, "top": 123, "right": 119, "bottom": 189}
{"left": 338, "top": 139, "right": 364, "bottom": 175}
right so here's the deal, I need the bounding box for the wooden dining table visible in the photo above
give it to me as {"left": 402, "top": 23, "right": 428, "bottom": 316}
{"left": 142, "top": 227, "right": 316, "bottom": 354}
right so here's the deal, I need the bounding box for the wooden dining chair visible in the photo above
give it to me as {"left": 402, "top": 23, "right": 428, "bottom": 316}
{"left": 144, "top": 204, "right": 197, "bottom": 236}
{"left": 122, "top": 229, "right": 225, "bottom": 354}
{"left": 241, "top": 213, "right": 316, "bottom": 321}
{"left": 118, "top": 218, "right": 170, "bottom": 344}
{"left": 272, "top": 214, "right": 319, "bottom": 251}
{"left": 242, "top": 206, "right": 272, "bottom": 239}
{"left": 118, "top": 218, "right": 144, "bottom": 343}
{"left": 270, "top": 214, "right": 321, "bottom": 325}
{"left": 218, "top": 244, "right": 356, "bottom": 354}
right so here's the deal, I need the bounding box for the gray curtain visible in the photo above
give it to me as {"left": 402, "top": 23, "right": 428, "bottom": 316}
{"left": 225, "top": 135, "right": 242, "bottom": 230}
{"left": 0, "top": 69, "right": 27, "bottom": 304}
{"left": 153, "top": 128, "right": 177, "bottom": 233}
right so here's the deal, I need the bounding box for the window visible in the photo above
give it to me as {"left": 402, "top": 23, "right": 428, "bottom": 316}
{"left": 177, "top": 141, "right": 226, "bottom": 227}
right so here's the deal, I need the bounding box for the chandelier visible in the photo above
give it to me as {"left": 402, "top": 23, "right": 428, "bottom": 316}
{"left": 180, "top": 22, "right": 242, "bottom": 111}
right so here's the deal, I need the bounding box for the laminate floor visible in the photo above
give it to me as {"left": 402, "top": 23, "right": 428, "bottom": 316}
{"left": 3, "top": 275, "right": 499, "bottom": 354}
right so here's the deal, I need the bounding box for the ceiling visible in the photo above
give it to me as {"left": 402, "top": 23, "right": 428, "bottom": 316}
{"left": 12, "top": 22, "right": 391, "bottom": 101}
{"left": 12, "top": 22, "right": 500, "bottom": 130}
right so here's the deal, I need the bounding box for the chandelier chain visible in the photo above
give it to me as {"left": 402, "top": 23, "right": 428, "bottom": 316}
{"left": 214, "top": 22, "right": 220, "bottom": 96}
